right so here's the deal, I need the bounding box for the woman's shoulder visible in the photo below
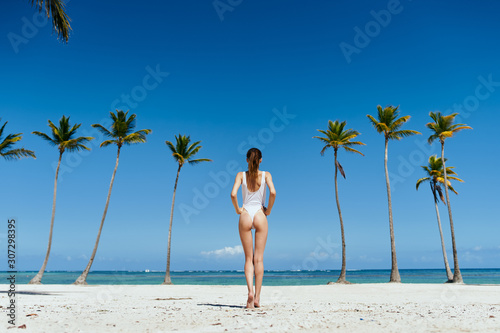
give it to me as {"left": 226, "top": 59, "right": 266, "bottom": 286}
{"left": 262, "top": 170, "right": 272, "bottom": 179}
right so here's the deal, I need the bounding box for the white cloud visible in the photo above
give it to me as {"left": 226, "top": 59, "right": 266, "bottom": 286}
{"left": 201, "top": 245, "right": 243, "bottom": 258}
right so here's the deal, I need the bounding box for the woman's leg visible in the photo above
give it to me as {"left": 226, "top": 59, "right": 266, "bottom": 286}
{"left": 239, "top": 211, "right": 255, "bottom": 308}
{"left": 252, "top": 210, "right": 268, "bottom": 307}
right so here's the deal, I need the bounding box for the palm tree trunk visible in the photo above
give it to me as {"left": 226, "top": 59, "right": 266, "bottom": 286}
{"left": 432, "top": 184, "right": 453, "bottom": 282}
{"left": 385, "top": 137, "right": 401, "bottom": 283}
{"left": 29, "top": 151, "right": 63, "bottom": 284}
{"left": 333, "top": 149, "right": 348, "bottom": 284}
{"left": 163, "top": 164, "right": 182, "bottom": 285}
{"left": 441, "top": 142, "right": 463, "bottom": 283}
{"left": 74, "top": 146, "right": 121, "bottom": 285}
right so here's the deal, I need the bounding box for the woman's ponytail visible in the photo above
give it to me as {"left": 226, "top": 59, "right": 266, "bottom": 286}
{"left": 246, "top": 148, "right": 262, "bottom": 191}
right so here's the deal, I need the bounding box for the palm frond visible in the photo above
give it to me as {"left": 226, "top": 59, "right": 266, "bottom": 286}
{"left": 436, "top": 184, "right": 446, "bottom": 203}
{"left": 342, "top": 141, "right": 366, "bottom": 147}
{"left": 188, "top": 158, "right": 213, "bottom": 165}
{"left": 313, "top": 136, "right": 333, "bottom": 145}
{"left": 336, "top": 160, "right": 346, "bottom": 179}
{"left": 446, "top": 176, "right": 464, "bottom": 183}
{"left": 367, "top": 114, "right": 386, "bottom": 133}
{"left": 0, "top": 133, "right": 22, "bottom": 151}
{"left": 1, "top": 148, "right": 36, "bottom": 160}
{"left": 32, "top": 131, "right": 57, "bottom": 145}
{"left": 165, "top": 140, "right": 176, "bottom": 154}
{"left": 0, "top": 120, "right": 35, "bottom": 160}
{"left": 63, "top": 137, "right": 93, "bottom": 152}
{"left": 447, "top": 184, "right": 458, "bottom": 195}
{"left": 451, "top": 125, "right": 473, "bottom": 133}
{"left": 91, "top": 124, "right": 113, "bottom": 138}
{"left": 123, "top": 131, "right": 149, "bottom": 145}
{"left": 186, "top": 145, "right": 202, "bottom": 158}
{"left": 186, "top": 140, "right": 202, "bottom": 157}
{"left": 389, "top": 129, "right": 421, "bottom": 140}
{"left": 172, "top": 152, "right": 184, "bottom": 164}
{"left": 100, "top": 140, "right": 117, "bottom": 148}
{"left": 319, "top": 144, "right": 331, "bottom": 156}
{"left": 390, "top": 115, "right": 411, "bottom": 131}
{"left": 30, "top": 0, "right": 72, "bottom": 42}
{"left": 416, "top": 177, "right": 430, "bottom": 190}
{"left": 342, "top": 146, "right": 364, "bottom": 155}
{"left": 47, "top": 119, "right": 62, "bottom": 142}
{"left": 0, "top": 120, "right": 7, "bottom": 137}
{"left": 427, "top": 133, "right": 439, "bottom": 144}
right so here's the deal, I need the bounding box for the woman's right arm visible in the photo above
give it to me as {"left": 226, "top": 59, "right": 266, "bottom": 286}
{"left": 231, "top": 172, "right": 243, "bottom": 214}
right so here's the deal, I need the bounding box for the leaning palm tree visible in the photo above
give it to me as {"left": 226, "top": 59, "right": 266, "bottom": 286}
{"left": 28, "top": 0, "right": 71, "bottom": 42}
{"left": 367, "top": 105, "right": 421, "bottom": 283}
{"left": 426, "top": 112, "right": 471, "bottom": 283}
{"left": 163, "top": 134, "right": 212, "bottom": 285}
{"left": 0, "top": 118, "right": 36, "bottom": 160}
{"left": 30, "top": 116, "right": 93, "bottom": 284}
{"left": 313, "top": 120, "right": 364, "bottom": 284}
{"left": 416, "top": 155, "right": 463, "bottom": 282}
{"left": 74, "top": 110, "right": 151, "bottom": 285}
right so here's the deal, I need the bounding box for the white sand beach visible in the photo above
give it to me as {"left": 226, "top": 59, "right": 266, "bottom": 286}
{"left": 2, "top": 283, "right": 499, "bottom": 332}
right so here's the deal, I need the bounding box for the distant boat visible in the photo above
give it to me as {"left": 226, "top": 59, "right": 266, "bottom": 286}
{"left": 145, "top": 269, "right": 150, "bottom": 273}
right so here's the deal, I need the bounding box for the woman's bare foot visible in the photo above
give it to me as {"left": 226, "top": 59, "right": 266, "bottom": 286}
{"left": 254, "top": 297, "right": 260, "bottom": 308}
{"left": 246, "top": 293, "right": 255, "bottom": 309}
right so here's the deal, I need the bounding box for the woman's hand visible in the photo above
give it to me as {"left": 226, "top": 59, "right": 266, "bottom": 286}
{"left": 236, "top": 207, "right": 244, "bottom": 215}
{"left": 263, "top": 206, "right": 271, "bottom": 216}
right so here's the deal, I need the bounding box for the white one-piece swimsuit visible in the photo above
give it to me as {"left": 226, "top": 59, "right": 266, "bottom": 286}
{"left": 242, "top": 171, "right": 266, "bottom": 229}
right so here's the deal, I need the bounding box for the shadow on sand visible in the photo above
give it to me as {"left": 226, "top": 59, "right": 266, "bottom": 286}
{"left": 198, "top": 303, "right": 245, "bottom": 309}
{"left": 0, "top": 290, "right": 58, "bottom": 296}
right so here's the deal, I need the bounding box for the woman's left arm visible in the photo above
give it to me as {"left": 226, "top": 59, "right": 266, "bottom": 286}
{"left": 264, "top": 172, "right": 276, "bottom": 215}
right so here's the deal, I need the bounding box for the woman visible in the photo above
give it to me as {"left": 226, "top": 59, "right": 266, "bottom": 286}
{"left": 231, "top": 148, "right": 276, "bottom": 308}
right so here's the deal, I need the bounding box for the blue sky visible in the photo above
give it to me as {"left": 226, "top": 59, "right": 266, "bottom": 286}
{"left": 1, "top": 0, "right": 499, "bottom": 272}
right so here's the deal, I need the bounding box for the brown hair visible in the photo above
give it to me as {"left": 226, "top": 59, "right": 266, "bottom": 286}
{"left": 246, "top": 148, "right": 262, "bottom": 192}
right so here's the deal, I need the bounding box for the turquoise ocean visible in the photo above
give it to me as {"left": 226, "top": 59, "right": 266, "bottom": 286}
{"left": 1, "top": 269, "right": 499, "bottom": 285}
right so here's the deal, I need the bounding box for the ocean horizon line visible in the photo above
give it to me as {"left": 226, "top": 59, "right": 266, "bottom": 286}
{"left": 2, "top": 268, "right": 499, "bottom": 285}
{"left": 2, "top": 268, "right": 499, "bottom": 273}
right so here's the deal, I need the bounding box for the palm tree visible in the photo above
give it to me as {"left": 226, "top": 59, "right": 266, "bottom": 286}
{"left": 313, "top": 120, "right": 364, "bottom": 284}
{"left": 28, "top": 0, "right": 71, "bottom": 42}
{"left": 0, "top": 119, "right": 36, "bottom": 160}
{"left": 416, "top": 155, "right": 464, "bottom": 282}
{"left": 74, "top": 110, "right": 151, "bottom": 285}
{"left": 367, "top": 105, "right": 421, "bottom": 283}
{"left": 426, "top": 112, "right": 471, "bottom": 283}
{"left": 163, "top": 134, "right": 212, "bottom": 285}
{"left": 30, "top": 116, "right": 93, "bottom": 284}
